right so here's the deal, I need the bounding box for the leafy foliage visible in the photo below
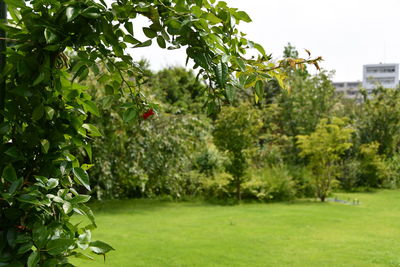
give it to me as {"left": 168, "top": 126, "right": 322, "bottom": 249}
{"left": 91, "top": 112, "right": 210, "bottom": 200}
{"left": 0, "top": 0, "right": 323, "bottom": 265}
{"left": 297, "top": 117, "right": 354, "bottom": 201}
{"left": 212, "top": 104, "right": 262, "bottom": 201}
{"left": 357, "top": 87, "right": 400, "bottom": 156}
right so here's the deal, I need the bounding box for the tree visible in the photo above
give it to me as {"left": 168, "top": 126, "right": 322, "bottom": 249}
{"left": 149, "top": 67, "right": 207, "bottom": 114}
{"left": 0, "top": 0, "right": 320, "bottom": 265}
{"left": 212, "top": 104, "right": 262, "bottom": 202}
{"left": 357, "top": 87, "right": 400, "bottom": 157}
{"left": 297, "top": 117, "right": 354, "bottom": 202}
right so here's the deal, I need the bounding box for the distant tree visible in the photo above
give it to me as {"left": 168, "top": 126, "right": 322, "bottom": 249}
{"left": 150, "top": 67, "right": 206, "bottom": 114}
{"left": 297, "top": 117, "right": 354, "bottom": 202}
{"left": 357, "top": 87, "right": 400, "bottom": 156}
{"left": 212, "top": 104, "right": 262, "bottom": 202}
{"left": 268, "top": 70, "right": 338, "bottom": 164}
{"left": 283, "top": 42, "right": 299, "bottom": 58}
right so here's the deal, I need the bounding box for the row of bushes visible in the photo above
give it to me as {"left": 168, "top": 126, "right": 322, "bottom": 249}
{"left": 85, "top": 55, "right": 400, "bottom": 202}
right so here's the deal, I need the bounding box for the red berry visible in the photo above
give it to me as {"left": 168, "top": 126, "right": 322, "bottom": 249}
{"left": 142, "top": 109, "right": 155, "bottom": 120}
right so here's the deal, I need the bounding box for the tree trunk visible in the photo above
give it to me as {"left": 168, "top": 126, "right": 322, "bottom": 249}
{"left": 236, "top": 179, "right": 241, "bottom": 203}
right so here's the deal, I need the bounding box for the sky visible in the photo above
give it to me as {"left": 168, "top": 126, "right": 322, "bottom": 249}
{"left": 130, "top": 0, "right": 400, "bottom": 82}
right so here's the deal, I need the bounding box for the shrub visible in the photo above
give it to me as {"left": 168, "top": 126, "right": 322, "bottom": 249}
{"left": 195, "top": 145, "right": 227, "bottom": 177}
{"left": 243, "top": 165, "right": 297, "bottom": 202}
{"left": 358, "top": 142, "right": 388, "bottom": 188}
{"left": 286, "top": 165, "right": 315, "bottom": 198}
{"left": 91, "top": 114, "right": 211, "bottom": 200}
{"left": 337, "top": 159, "right": 361, "bottom": 191}
{"left": 201, "top": 172, "right": 233, "bottom": 200}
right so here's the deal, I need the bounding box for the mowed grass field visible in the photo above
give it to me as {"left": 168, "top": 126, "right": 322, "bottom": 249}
{"left": 71, "top": 190, "right": 400, "bottom": 267}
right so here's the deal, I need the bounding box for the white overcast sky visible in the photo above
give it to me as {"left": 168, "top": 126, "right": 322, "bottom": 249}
{"left": 130, "top": 0, "right": 400, "bottom": 82}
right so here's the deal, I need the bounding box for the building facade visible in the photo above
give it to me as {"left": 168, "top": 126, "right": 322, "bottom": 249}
{"left": 333, "top": 63, "right": 399, "bottom": 99}
{"left": 363, "top": 63, "right": 399, "bottom": 92}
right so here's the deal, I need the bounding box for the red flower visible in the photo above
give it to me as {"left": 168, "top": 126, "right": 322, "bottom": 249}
{"left": 142, "top": 109, "right": 155, "bottom": 120}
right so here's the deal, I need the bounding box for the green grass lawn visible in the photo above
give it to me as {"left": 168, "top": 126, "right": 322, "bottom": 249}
{"left": 71, "top": 190, "right": 400, "bottom": 267}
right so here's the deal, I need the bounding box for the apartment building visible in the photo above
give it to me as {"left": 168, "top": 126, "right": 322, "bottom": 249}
{"left": 333, "top": 63, "right": 399, "bottom": 99}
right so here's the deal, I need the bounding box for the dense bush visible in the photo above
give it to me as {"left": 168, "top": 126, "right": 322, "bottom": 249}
{"left": 243, "top": 165, "right": 297, "bottom": 202}
{"left": 201, "top": 172, "right": 233, "bottom": 200}
{"left": 195, "top": 145, "right": 227, "bottom": 178}
{"left": 91, "top": 114, "right": 211, "bottom": 200}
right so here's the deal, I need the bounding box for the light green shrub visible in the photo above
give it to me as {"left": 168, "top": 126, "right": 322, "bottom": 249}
{"left": 243, "top": 165, "right": 297, "bottom": 202}
{"left": 201, "top": 172, "right": 233, "bottom": 200}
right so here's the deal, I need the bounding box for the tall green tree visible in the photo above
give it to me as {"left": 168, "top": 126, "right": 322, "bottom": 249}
{"left": 212, "top": 104, "right": 262, "bottom": 202}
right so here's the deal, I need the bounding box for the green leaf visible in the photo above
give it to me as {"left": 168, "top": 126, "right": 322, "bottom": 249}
{"left": 255, "top": 80, "right": 264, "bottom": 97}
{"left": 82, "top": 124, "right": 102, "bottom": 137}
{"left": 4, "top": 146, "right": 22, "bottom": 159}
{"left": 32, "top": 72, "right": 45, "bottom": 86}
{"left": 40, "top": 139, "right": 50, "bottom": 154}
{"left": 4, "top": 0, "right": 25, "bottom": 8}
{"left": 81, "top": 6, "right": 101, "bottom": 19}
{"left": 9, "top": 178, "right": 23, "bottom": 195}
{"left": 234, "top": 11, "right": 252, "bottom": 22}
{"left": 82, "top": 100, "right": 100, "bottom": 117}
{"left": 32, "top": 105, "right": 45, "bottom": 121}
{"left": 156, "top": 36, "right": 166, "bottom": 48}
{"left": 255, "top": 80, "right": 264, "bottom": 103}
{"left": 124, "top": 22, "right": 134, "bottom": 35}
{"left": 123, "top": 108, "right": 137, "bottom": 123}
{"left": 221, "top": 62, "right": 228, "bottom": 86}
{"left": 89, "top": 240, "right": 115, "bottom": 255}
{"left": 84, "top": 143, "right": 92, "bottom": 162}
{"left": 44, "top": 28, "right": 57, "bottom": 44}
{"left": 78, "top": 65, "right": 90, "bottom": 82}
{"left": 63, "top": 201, "right": 72, "bottom": 214}
{"left": 77, "top": 230, "right": 91, "bottom": 250}
{"left": 45, "top": 106, "right": 55, "bottom": 120}
{"left": 66, "top": 6, "right": 80, "bottom": 22}
{"left": 143, "top": 27, "right": 157, "bottom": 38}
{"left": 46, "top": 238, "right": 75, "bottom": 256}
{"left": 74, "top": 252, "right": 94, "bottom": 261}
{"left": 2, "top": 164, "right": 17, "bottom": 182}
{"left": 32, "top": 225, "right": 50, "bottom": 249}
{"left": 77, "top": 204, "right": 96, "bottom": 226}
{"left": 17, "top": 194, "right": 40, "bottom": 205}
{"left": 123, "top": 35, "right": 140, "bottom": 45}
{"left": 134, "top": 40, "right": 152, "bottom": 48}
{"left": 213, "top": 62, "right": 228, "bottom": 88}
{"left": 72, "top": 167, "right": 91, "bottom": 191}
{"left": 27, "top": 251, "right": 40, "bottom": 267}
{"left": 70, "top": 195, "right": 91, "bottom": 204}
{"left": 17, "top": 242, "right": 33, "bottom": 255}
{"left": 253, "top": 43, "right": 266, "bottom": 56}
{"left": 46, "top": 178, "right": 59, "bottom": 190}
{"left": 245, "top": 74, "right": 257, "bottom": 86}
{"left": 204, "top": 13, "right": 222, "bottom": 24}
{"left": 226, "top": 84, "right": 236, "bottom": 103}
{"left": 50, "top": 195, "right": 63, "bottom": 203}
{"left": 235, "top": 57, "right": 246, "bottom": 72}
